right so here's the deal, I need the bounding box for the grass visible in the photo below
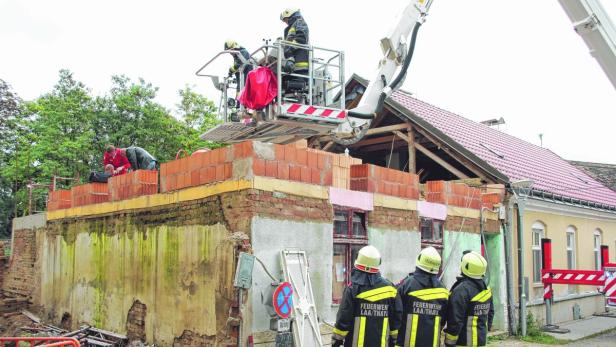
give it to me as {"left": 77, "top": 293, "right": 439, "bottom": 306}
{"left": 518, "top": 313, "right": 569, "bottom": 345}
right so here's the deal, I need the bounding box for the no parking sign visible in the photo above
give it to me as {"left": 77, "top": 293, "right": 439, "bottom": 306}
{"left": 273, "top": 282, "right": 293, "bottom": 319}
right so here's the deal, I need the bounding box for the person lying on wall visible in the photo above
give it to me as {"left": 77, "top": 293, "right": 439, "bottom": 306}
{"left": 89, "top": 145, "right": 158, "bottom": 183}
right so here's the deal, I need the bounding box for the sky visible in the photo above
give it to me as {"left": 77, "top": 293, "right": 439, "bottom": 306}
{"left": 1, "top": 0, "right": 615, "bottom": 164}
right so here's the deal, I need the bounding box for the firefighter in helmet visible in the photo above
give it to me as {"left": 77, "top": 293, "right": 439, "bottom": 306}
{"left": 224, "top": 39, "right": 252, "bottom": 92}
{"left": 279, "top": 8, "right": 310, "bottom": 74}
{"left": 444, "top": 251, "right": 493, "bottom": 347}
{"left": 396, "top": 246, "right": 448, "bottom": 347}
{"left": 332, "top": 245, "right": 402, "bottom": 347}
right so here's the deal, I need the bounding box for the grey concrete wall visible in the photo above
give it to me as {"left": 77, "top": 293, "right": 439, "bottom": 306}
{"left": 367, "top": 227, "right": 421, "bottom": 283}
{"left": 12, "top": 213, "right": 46, "bottom": 231}
{"left": 250, "top": 217, "right": 335, "bottom": 332}
{"left": 528, "top": 293, "right": 606, "bottom": 325}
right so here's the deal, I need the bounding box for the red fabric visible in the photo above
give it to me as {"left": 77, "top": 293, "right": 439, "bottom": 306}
{"left": 238, "top": 67, "right": 278, "bottom": 110}
{"left": 103, "top": 148, "right": 131, "bottom": 175}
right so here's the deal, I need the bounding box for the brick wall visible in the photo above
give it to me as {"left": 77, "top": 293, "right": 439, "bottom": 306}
{"left": 368, "top": 206, "right": 420, "bottom": 231}
{"left": 2, "top": 228, "right": 37, "bottom": 298}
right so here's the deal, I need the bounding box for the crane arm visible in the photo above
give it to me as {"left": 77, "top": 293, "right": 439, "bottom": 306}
{"left": 334, "top": 0, "right": 434, "bottom": 144}
{"left": 559, "top": 0, "right": 616, "bottom": 89}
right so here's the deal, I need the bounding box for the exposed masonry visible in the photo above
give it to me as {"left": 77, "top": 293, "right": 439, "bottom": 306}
{"left": 126, "top": 300, "right": 146, "bottom": 343}
{"left": 2, "top": 228, "right": 37, "bottom": 298}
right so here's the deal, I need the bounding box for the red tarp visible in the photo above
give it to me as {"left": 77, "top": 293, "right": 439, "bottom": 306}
{"left": 238, "top": 67, "right": 278, "bottom": 110}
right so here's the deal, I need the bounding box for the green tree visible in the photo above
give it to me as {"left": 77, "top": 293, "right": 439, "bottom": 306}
{"left": 176, "top": 85, "right": 221, "bottom": 152}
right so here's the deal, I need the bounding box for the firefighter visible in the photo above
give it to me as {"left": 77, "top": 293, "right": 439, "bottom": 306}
{"left": 332, "top": 245, "right": 402, "bottom": 347}
{"left": 443, "top": 251, "right": 493, "bottom": 347}
{"left": 396, "top": 246, "right": 448, "bottom": 347}
{"left": 224, "top": 40, "right": 252, "bottom": 91}
{"left": 280, "top": 8, "right": 310, "bottom": 74}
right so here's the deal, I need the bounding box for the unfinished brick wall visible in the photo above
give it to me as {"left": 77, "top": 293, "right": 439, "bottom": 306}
{"left": 2, "top": 228, "right": 37, "bottom": 298}
{"left": 172, "top": 330, "right": 215, "bottom": 347}
{"left": 368, "top": 206, "right": 420, "bottom": 231}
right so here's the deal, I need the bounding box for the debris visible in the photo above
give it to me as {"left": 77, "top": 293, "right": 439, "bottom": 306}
{"left": 21, "top": 309, "right": 41, "bottom": 323}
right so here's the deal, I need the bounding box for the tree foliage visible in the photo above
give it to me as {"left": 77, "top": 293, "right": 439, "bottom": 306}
{"left": 0, "top": 71, "right": 220, "bottom": 228}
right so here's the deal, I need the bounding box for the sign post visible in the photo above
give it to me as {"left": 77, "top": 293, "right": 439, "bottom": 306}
{"left": 272, "top": 282, "right": 294, "bottom": 347}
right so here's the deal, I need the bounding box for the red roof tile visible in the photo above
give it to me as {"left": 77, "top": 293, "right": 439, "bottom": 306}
{"left": 391, "top": 90, "right": 616, "bottom": 207}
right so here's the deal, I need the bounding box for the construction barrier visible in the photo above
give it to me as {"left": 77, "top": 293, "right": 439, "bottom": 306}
{"left": 0, "top": 337, "right": 80, "bottom": 347}
{"left": 541, "top": 238, "right": 616, "bottom": 327}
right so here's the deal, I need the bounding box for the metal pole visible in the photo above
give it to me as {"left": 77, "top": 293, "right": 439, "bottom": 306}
{"left": 238, "top": 289, "right": 243, "bottom": 347}
{"left": 516, "top": 201, "right": 527, "bottom": 336}
{"left": 542, "top": 238, "right": 553, "bottom": 327}
{"left": 503, "top": 200, "right": 517, "bottom": 334}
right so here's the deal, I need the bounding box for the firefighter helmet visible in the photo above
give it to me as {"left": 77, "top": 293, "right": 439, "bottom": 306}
{"left": 461, "top": 251, "right": 487, "bottom": 279}
{"left": 280, "top": 8, "right": 299, "bottom": 21}
{"left": 416, "top": 246, "right": 442, "bottom": 274}
{"left": 354, "top": 245, "right": 381, "bottom": 273}
{"left": 224, "top": 40, "right": 239, "bottom": 50}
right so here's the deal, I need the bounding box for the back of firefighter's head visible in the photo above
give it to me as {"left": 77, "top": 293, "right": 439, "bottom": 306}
{"left": 416, "top": 246, "right": 441, "bottom": 274}
{"left": 460, "top": 251, "right": 487, "bottom": 279}
{"left": 224, "top": 39, "right": 239, "bottom": 50}
{"left": 354, "top": 245, "right": 381, "bottom": 274}
{"left": 280, "top": 8, "right": 300, "bottom": 23}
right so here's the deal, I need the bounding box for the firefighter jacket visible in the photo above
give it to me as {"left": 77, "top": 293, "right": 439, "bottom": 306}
{"left": 229, "top": 47, "right": 252, "bottom": 78}
{"left": 283, "top": 13, "right": 309, "bottom": 71}
{"left": 395, "top": 269, "right": 449, "bottom": 347}
{"left": 125, "top": 146, "right": 156, "bottom": 171}
{"left": 333, "top": 270, "right": 403, "bottom": 347}
{"left": 443, "top": 276, "right": 494, "bottom": 347}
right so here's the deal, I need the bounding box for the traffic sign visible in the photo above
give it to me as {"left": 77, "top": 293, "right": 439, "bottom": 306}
{"left": 273, "top": 282, "right": 293, "bottom": 319}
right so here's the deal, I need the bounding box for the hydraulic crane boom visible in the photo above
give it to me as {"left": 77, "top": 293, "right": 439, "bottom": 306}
{"left": 559, "top": 0, "right": 616, "bottom": 89}
{"left": 334, "top": 0, "right": 434, "bottom": 144}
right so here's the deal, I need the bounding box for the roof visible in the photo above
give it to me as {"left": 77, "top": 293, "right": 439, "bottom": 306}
{"left": 570, "top": 161, "right": 616, "bottom": 192}
{"left": 388, "top": 90, "right": 616, "bottom": 208}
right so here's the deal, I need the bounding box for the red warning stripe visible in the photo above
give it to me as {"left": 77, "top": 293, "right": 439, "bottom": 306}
{"left": 304, "top": 106, "right": 317, "bottom": 115}
{"left": 287, "top": 104, "right": 301, "bottom": 113}
{"left": 320, "top": 109, "right": 333, "bottom": 117}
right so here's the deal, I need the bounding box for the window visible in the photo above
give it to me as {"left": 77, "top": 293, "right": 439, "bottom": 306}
{"left": 566, "top": 226, "right": 577, "bottom": 294}
{"left": 420, "top": 218, "right": 444, "bottom": 250}
{"left": 532, "top": 222, "right": 545, "bottom": 283}
{"left": 566, "top": 227, "right": 576, "bottom": 270}
{"left": 332, "top": 208, "right": 367, "bottom": 303}
{"left": 594, "top": 229, "right": 602, "bottom": 270}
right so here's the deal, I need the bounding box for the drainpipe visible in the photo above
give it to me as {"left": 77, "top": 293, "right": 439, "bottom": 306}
{"left": 503, "top": 197, "right": 516, "bottom": 335}
{"left": 515, "top": 200, "right": 527, "bottom": 337}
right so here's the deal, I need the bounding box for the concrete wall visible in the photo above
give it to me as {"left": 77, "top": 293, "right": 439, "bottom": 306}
{"left": 38, "top": 221, "right": 236, "bottom": 345}
{"left": 368, "top": 227, "right": 421, "bottom": 283}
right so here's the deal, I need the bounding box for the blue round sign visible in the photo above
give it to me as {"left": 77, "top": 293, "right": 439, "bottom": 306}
{"left": 273, "top": 282, "right": 293, "bottom": 318}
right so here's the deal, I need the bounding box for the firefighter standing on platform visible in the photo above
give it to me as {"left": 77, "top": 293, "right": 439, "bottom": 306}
{"left": 224, "top": 40, "right": 252, "bottom": 92}
{"left": 280, "top": 8, "right": 310, "bottom": 74}
{"left": 396, "top": 246, "right": 448, "bottom": 347}
{"left": 332, "top": 245, "right": 402, "bottom": 347}
{"left": 444, "top": 251, "right": 494, "bottom": 347}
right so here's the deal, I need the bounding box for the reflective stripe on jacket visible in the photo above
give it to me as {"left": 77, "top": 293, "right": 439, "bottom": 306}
{"left": 443, "top": 276, "right": 494, "bottom": 347}
{"left": 396, "top": 269, "right": 449, "bottom": 347}
{"left": 283, "top": 13, "right": 309, "bottom": 70}
{"left": 334, "top": 270, "right": 402, "bottom": 347}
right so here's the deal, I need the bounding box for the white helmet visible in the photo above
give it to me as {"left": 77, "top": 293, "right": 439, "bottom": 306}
{"left": 354, "top": 245, "right": 381, "bottom": 273}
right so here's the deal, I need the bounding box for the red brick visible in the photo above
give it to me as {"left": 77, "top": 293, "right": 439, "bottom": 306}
{"left": 206, "top": 166, "right": 216, "bottom": 183}
{"left": 289, "top": 165, "right": 301, "bottom": 181}
{"left": 253, "top": 158, "right": 266, "bottom": 176}
{"left": 199, "top": 168, "right": 208, "bottom": 185}
{"left": 307, "top": 151, "right": 318, "bottom": 168}
{"left": 224, "top": 163, "right": 232, "bottom": 179}
{"left": 191, "top": 170, "right": 200, "bottom": 186}
{"left": 215, "top": 165, "right": 225, "bottom": 181}
{"left": 300, "top": 166, "right": 311, "bottom": 183}
{"left": 310, "top": 168, "right": 320, "bottom": 184}
{"left": 323, "top": 171, "right": 333, "bottom": 186}
{"left": 233, "top": 143, "right": 244, "bottom": 158}
{"left": 265, "top": 161, "right": 277, "bottom": 177}
{"left": 277, "top": 162, "right": 290, "bottom": 180}
{"left": 284, "top": 146, "right": 297, "bottom": 162}
{"left": 243, "top": 141, "right": 254, "bottom": 158}
{"left": 296, "top": 149, "right": 308, "bottom": 166}
{"left": 274, "top": 144, "right": 285, "bottom": 160}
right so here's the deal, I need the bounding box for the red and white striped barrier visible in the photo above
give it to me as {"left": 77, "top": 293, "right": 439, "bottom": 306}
{"left": 281, "top": 103, "right": 347, "bottom": 123}
{"left": 604, "top": 272, "right": 616, "bottom": 306}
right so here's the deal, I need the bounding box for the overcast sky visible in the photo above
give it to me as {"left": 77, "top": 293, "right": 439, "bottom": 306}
{"left": 1, "top": 0, "right": 615, "bottom": 164}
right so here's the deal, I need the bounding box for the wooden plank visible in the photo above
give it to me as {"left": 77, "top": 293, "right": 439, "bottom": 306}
{"left": 414, "top": 142, "right": 469, "bottom": 179}
{"left": 365, "top": 123, "right": 410, "bottom": 136}
{"left": 349, "top": 134, "right": 397, "bottom": 148}
{"left": 322, "top": 141, "right": 334, "bottom": 151}
{"left": 408, "top": 126, "right": 416, "bottom": 174}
